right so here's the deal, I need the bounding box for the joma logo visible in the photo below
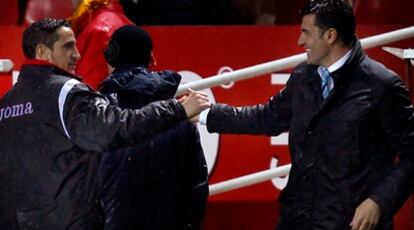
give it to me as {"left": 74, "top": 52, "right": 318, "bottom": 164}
{"left": 0, "top": 102, "right": 33, "bottom": 122}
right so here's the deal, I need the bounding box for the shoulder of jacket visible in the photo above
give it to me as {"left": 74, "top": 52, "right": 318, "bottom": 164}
{"left": 156, "top": 70, "right": 180, "bottom": 77}
{"left": 289, "top": 62, "right": 316, "bottom": 83}
{"left": 49, "top": 75, "right": 97, "bottom": 96}
{"left": 360, "top": 57, "right": 400, "bottom": 86}
{"left": 49, "top": 74, "right": 81, "bottom": 86}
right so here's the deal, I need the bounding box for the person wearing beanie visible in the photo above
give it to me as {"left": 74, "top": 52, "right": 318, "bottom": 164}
{"left": 104, "top": 25, "right": 153, "bottom": 68}
{"left": 98, "top": 25, "right": 209, "bottom": 230}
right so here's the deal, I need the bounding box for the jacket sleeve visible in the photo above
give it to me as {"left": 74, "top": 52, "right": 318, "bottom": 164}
{"left": 206, "top": 76, "right": 294, "bottom": 136}
{"left": 369, "top": 78, "right": 414, "bottom": 215}
{"left": 63, "top": 83, "right": 187, "bottom": 152}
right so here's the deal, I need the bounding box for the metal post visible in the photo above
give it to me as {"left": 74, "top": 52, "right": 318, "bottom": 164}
{"left": 404, "top": 59, "right": 413, "bottom": 101}
{"left": 382, "top": 47, "right": 414, "bottom": 102}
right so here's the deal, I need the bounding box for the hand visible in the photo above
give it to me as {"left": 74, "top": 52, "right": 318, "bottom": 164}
{"left": 189, "top": 114, "right": 200, "bottom": 123}
{"left": 179, "top": 88, "right": 210, "bottom": 119}
{"left": 350, "top": 198, "right": 381, "bottom": 230}
{"left": 178, "top": 95, "right": 200, "bottom": 122}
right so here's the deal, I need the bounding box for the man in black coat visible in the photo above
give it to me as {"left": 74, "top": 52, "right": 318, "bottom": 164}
{"left": 199, "top": 0, "right": 414, "bottom": 229}
{"left": 98, "top": 25, "right": 209, "bottom": 230}
{"left": 0, "top": 18, "right": 209, "bottom": 229}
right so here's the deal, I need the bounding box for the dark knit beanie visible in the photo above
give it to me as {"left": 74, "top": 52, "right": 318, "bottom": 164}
{"left": 104, "top": 25, "right": 153, "bottom": 68}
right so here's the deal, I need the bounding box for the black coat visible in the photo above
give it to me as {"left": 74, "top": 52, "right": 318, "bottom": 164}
{"left": 206, "top": 41, "right": 414, "bottom": 229}
{"left": 98, "top": 66, "right": 209, "bottom": 230}
{"left": 0, "top": 62, "right": 187, "bottom": 229}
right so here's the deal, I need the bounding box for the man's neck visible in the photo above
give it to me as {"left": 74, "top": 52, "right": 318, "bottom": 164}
{"left": 321, "top": 44, "right": 352, "bottom": 71}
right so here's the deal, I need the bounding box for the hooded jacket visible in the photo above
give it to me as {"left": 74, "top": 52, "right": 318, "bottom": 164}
{"left": 0, "top": 61, "right": 187, "bottom": 229}
{"left": 206, "top": 41, "right": 414, "bottom": 229}
{"left": 98, "top": 66, "right": 208, "bottom": 230}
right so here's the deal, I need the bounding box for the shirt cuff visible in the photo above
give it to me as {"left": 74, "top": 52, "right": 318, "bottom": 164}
{"left": 199, "top": 108, "right": 210, "bottom": 125}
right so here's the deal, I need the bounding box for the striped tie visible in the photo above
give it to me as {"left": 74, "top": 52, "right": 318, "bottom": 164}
{"left": 319, "top": 67, "right": 333, "bottom": 99}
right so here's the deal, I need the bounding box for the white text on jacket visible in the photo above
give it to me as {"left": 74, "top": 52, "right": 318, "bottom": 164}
{"left": 0, "top": 102, "right": 33, "bottom": 122}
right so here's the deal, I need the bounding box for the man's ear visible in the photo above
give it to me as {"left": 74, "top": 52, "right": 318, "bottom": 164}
{"left": 325, "top": 28, "right": 338, "bottom": 45}
{"left": 35, "top": 44, "right": 52, "bottom": 61}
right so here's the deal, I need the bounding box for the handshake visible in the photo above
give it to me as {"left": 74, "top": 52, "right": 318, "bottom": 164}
{"left": 178, "top": 88, "right": 211, "bottom": 120}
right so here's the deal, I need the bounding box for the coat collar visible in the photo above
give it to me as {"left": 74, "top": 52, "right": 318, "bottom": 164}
{"left": 21, "top": 59, "right": 82, "bottom": 81}
{"left": 303, "top": 39, "right": 365, "bottom": 84}
{"left": 331, "top": 40, "right": 365, "bottom": 78}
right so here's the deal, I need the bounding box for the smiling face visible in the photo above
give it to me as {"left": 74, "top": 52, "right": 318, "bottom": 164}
{"left": 44, "top": 26, "right": 80, "bottom": 74}
{"left": 297, "top": 14, "right": 332, "bottom": 67}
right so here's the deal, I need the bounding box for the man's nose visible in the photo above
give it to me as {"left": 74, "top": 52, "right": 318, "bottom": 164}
{"left": 72, "top": 47, "right": 81, "bottom": 60}
{"left": 297, "top": 34, "right": 305, "bottom": 47}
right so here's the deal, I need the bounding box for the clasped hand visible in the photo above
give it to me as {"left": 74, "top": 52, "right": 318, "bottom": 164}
{"left": 179, "top": 88, "right": 211, "bottom": 119}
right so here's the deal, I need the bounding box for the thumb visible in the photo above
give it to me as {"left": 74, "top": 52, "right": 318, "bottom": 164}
{"left": 177, "top": 95, "right": 187, "bottom": 103}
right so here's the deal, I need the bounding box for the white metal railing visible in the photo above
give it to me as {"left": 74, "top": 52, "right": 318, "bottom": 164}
{"left": 209, "top": 164, "right": 291, "bottom": 196}
{"left": 0, "top": 59, "right": 13, "bottom": 73}
{"left": 177, "top": 26, "right": 414, "bottom": 96}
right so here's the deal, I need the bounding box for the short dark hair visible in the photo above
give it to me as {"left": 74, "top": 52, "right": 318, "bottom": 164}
{"left": 22, "top": 18, "right": 71, "bottom": 58}
{"left": 301, "top": 0, "right": 356, "bottom": 46}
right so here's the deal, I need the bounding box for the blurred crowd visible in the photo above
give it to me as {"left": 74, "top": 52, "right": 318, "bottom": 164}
{"left": 7, "top": 0, "right": 414, "bottom": 27}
